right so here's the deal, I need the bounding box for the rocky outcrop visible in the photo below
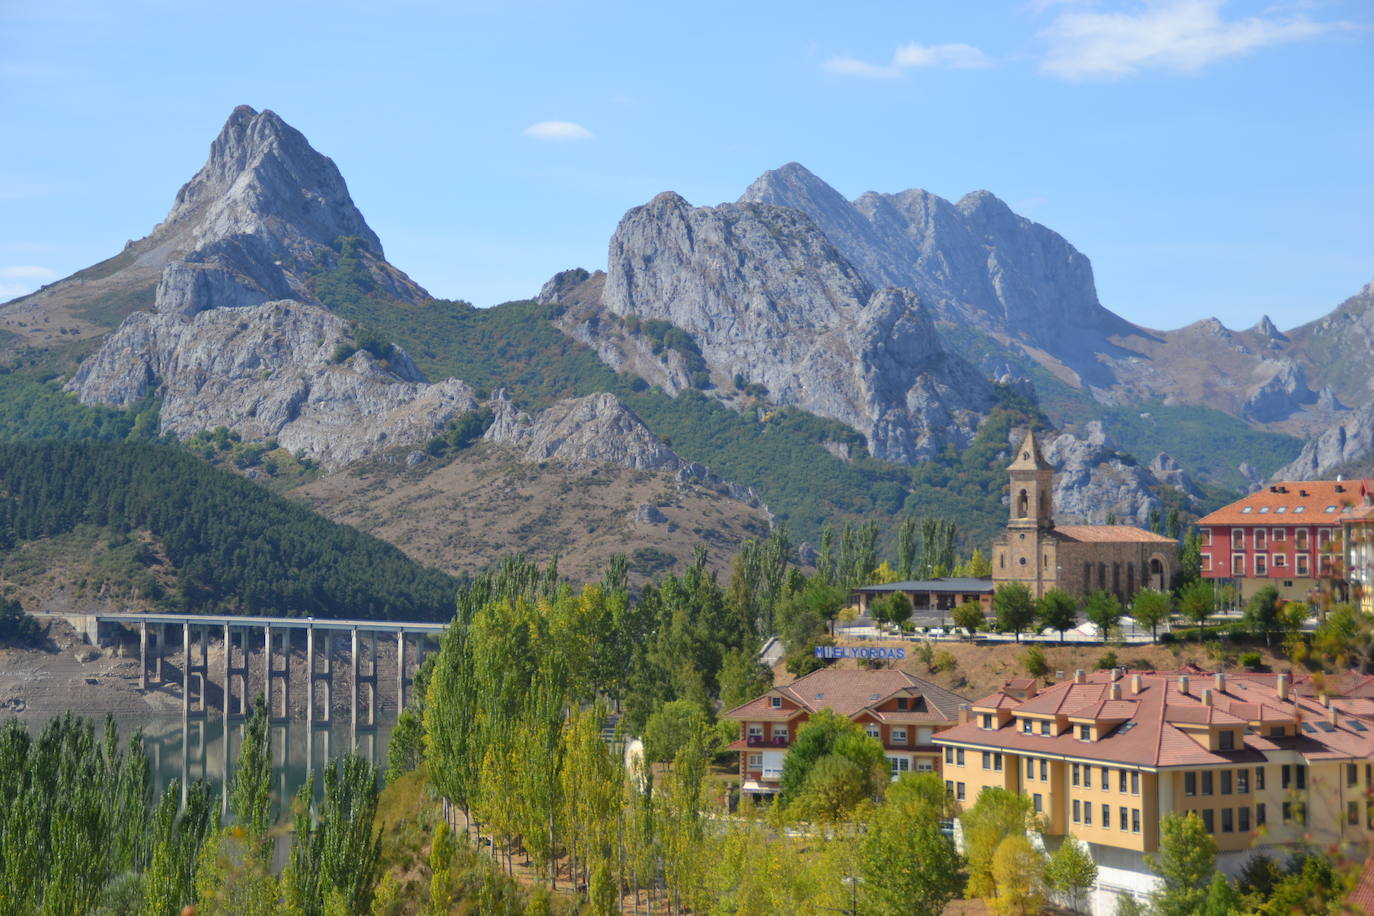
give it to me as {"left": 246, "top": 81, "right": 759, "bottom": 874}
{"left": 67, "top": 299, "right": 478, "bottom": 469}
{"left": 739, "top": 163, "right": 1136, "bottom": 384}
{"left": 483, "top": 391, "right": 768, "bottom": 510}
{"left": 1273, "top": 401, "right": 1374, "bottom": 480}
{"left": 1034, "top": 423, "right": 1168, "bottom": 525}
{"left": 1240, "top": 360, "right": 1319, "bottom": 423}
{"left": 598, "top": 190, "right": 995, "bottom": 463}
{"left": 1149, "top": 452, "right": 1204, "bottom": 500}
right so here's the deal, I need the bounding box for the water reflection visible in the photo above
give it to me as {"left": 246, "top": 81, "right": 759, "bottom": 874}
{"left": 23, "top": 714, "right": 396, "bottom": 822}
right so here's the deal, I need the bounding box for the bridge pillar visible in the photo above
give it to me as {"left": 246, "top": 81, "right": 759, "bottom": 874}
{"left": 139, "top": 622, "right": 148, "bottom": 691}
{"left": 264, "top": 625, "right": 290, "bottom": 722}
{"left": 223, "top": 623, "right": 249, "bottom": 718}
{"left": 397, "top": 631, "right": 407, "bottom": 710}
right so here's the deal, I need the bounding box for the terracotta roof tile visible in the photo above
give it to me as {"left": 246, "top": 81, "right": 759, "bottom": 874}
{"left": 1053, "top": 525, "right": 1176, "bottom": 544}
{"left": 1198, "top": 480, "right": 1361, "bottom": 526}
{"left": 727, "top": 667, "right": 969, "bottom": 724}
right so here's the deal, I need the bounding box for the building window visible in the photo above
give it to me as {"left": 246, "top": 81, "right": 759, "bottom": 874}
{"left": 982, "top": 714, "right": 993, "bottom": 729}
{"left": 1040, "top": 720, "right": 1051, "bottom": 736}
{"left": 1185, "top": 772, "right": 1196, "bottom": 796}
{"left": 1132, "top": 808, "right": 1141, "bottom": 833}
{"left": 770, "top": 696, "right": 781, "bottom": 708}
{"left": 896, "top": 697, "right": 908, "bottom": 711}
{"left": 1202, "top": 772, "right": 1214, "bottom": 795}
{"left": 1023, "top": 719, "right": 1033, "bottom": 734}
{"left": 1273, "top": 553, "right": 1286, "bottom": 569}
{"left": 748, "top": 725, "right": 764, "bottom": 740}
{"left": 1297, "top": 529, "right": 1310, "bottom": 550}
{"left": 1319, "top": 529, "right": 1332, "bottom": 549}
{"left": 889, "top": 757, "right": 911, "bottom": 777}
{"left": 1202, "top": 809, "right": 1214, "bottom": 832}
{"left": 957, "top": 782, "right": 966, "bottom": 801}
{"left": 866, "top": 724, "right": 881, "bottom": 740}
{"left": 1296, "top": 766, "right": 1306, "bottom": 790}
{"left": 892, "top": 728, "right": 908, "bottom": 745}
{"left": 1273, "top": 528, "right": 1286, "bottom": 542}
{"left": 1203, "top": 554, "right": 1213, "bottom": 573}
{"left": 1232, "top": 554, "right": 1246, "bottom": 576}
{"left": 1282, "top": 802, "right": 1291, "bottom": 824}
{"left": 1281, "top": 765, "right": 1291, "bottom": 789}
{"left": 1034, "top": 793, "right": 1043, "bottom": 814}
{"left": 1084, "top": 802, "right": 1092, "bottom": 826}
{"left": 1040, "top": 759, "right": 1048, "bottom": 781}
{"left": 957, "top": 749, "right": 965, "bottom": 766}
{"left": 1080, "top": 725, "right": 1091, "bottom": 741}
{"left": 1297, "top": 555, "right": 1310, "bottom": 576}
{"left": 1256, "top": 803, "right": 1266, "bottom": 826}
{"left": 983, "top": 752, "right": 991, "bottom": 770}
{"left": 772, "top": 725, "right": 789, "bottom": 741}
{"left": 1221, "top": 771, "right": 1232, "bottom": 794}
{"left": 1239, "top": 807, "right": 1250, "bottom": 832}
{"left": 1102, "top": 804, "right": 1110, "bottom": 828}
{"left": 1101, "top": 767, "right": 1109, "bottom": 790}
{"left": 1219, "top": 730, "right": 1235, "bottom": 751}
{"left": 1119, "top": 770, "right": 1128, "bottom": 792}
{"left": 1232, "top": 529, "right": 1244, "bottom": 550}
{"left": 1131, "top": 771, "right": 1140, "bottom": 795}
{"left": 1237, "top": 769, "right": 1249, "bottom": 793}
{"left": 1255, "top": 555, "right": 1267, "bottom": 576}
{"left": 1026, "top": 758, "right": 1034, "bottom": 779}
{"left": 945, "top": 747, "right": 953, "bottom": 765}
{"left": 994, "top": 753, "right": 1003, "bottom": 772}
{"left": 1072, "top": 764, "right": 1081, "bottom": 786}
{"left": 1256, "top": 767, "right": 1265, "bottom": 790}
{"left": 1255, "top": 529, "right": 1267, "bottom": 551}
{"left": 946, "top": 779, "right": 953, "bottom": 796}
{"left": 1349, "top": 764, "right": 1358, "bottom": 787}
{"left": 1119, "top": 806, "right": 1128, "bottom": 830}
{"left": 1073, "top": 799, "right": 1081, "bottom": 823}
{"left": 748, "top": 753, "right": 762, "bottom": 768}
{"left": 1349, "top": 801, "right": 1360, "bottom": 826}
{"left": 1222, "top": 808, "right": 1233, "bottom": 832}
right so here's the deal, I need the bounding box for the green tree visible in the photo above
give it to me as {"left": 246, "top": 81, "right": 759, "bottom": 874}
{"left": 1044, "top": 835, "right": 1097, "bottom": 914}
{"left": 965, "top": 548, "right": 993, "bottom": 578}
{"left": 778, "top": 709, "right": 885, "bottom": 811}
{"left": 0, "top": 596, "right": 41, "bottom": 646}
{"left": 1131, "top": 589, "right": 1172, "bottom": 642}
{"left": 872, "top": 591, "right": 913, "bottom": 628}
{"left": 1179, "top": 529, "right": 1203, "bottom": 584}
{"left": 1200, "top": 871, "right": 1243, "bottom": 916}
{"left": 1084, "top": 591, "right": 1123, "bottom": 640}
{"left": 718, "top": 647, "right": 773, "bottom": 710}
{"left": 994, "top": 583, "right": 1036, "bottom": 641}
{"left": 1177, "top": 578, "right": 1215, "bottom": 640}
{"left": 282, "top": 755, "right": 383, "bottom": 916}
{"left": 859, "top": 773, "right": 961, "bottom": 916}
{"left": 642, "top": 699, "right": 709, "bottom": 763}
{"left": 1146, "top": 812, "right": 1217, "bottom": 916}
{"left": 1023, "top": 645, "right": 1049, "bottom": 678}
{"left": 231, "top": 696, "right": 273, "bottom": 843}
{"left": 897, "top": 517, "right": 919, "bottom": 579}
{"left": 1036, "top": 588, "right": 1078, "bottom": 643}
{"left": 953, "top": 601, "right": 984, "bottom": 637}
{"left": 1243, "top": 585, "right": 1284, "bottom": 646}
{"left": 991, "top": 834, "right": 1045, "bottom": 916}
{"left": 960, "top": 787, "right": 1036, "bottom": 900}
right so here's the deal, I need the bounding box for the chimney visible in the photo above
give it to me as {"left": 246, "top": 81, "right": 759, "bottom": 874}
{"left": 1179, "top": 675, "right": 1190, "bottom": 695}
{"left": 1277, "top": 672, "right": 1290, "bottom": 701}
{"left": 1330, "top": 706, "right": 1339, "bottom": 727}
{"left": 1074, "top": 669, "right": 1086, "bottom": 685}
{"left": 1109, "top": 682, "right": 1122, "bottom": 701}
{"left": 1215, "top": 673, "right": 1226, "bottom": 693}
{"left": 1202, "top": 688, "right": 1214, "bottom": 706}
{"left": 1321, "top": 693, "right": 1331, "bottom": 708}
{"left": 958, "top": 703, "right": 971, "bottom": 725}
{"left": 1110, "top": 667, "right": 1123, "bottom": 682}
{"left": 1132, "top": 674, "right": 1143, "bottom": 694}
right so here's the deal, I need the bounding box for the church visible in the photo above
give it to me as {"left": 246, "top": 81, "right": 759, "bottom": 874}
{"left": 991, "top": 430, "right": 1178, "bottom": 600}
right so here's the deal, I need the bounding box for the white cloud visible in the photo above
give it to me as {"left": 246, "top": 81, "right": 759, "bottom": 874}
{"left": 824, "top": 42, "right": 993, "bottom": 78}
{"left": 1039, "top": 0, "right": 1344, "bottom": 80}
{"left": 823, "top": 57, "right": 903, "bottom": 78}
{"left": 892, "top": 42, "right": 994, "bottom": 69}
{"left": 522, "top": 121, "right": 593, "bottom": 141}
{"left": 0, "top": 265, "right": 57, "bottom": 301}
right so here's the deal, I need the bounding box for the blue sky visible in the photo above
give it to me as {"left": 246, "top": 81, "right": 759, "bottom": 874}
{"left": 1, "top": 0, "right": 1370, "bottom": 331}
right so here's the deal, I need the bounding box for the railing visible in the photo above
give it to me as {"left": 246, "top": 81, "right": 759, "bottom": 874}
{"left": 746, "top": 735, "right": 790, "bottom": 746}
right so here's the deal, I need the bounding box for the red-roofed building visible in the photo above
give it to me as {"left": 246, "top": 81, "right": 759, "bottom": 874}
{"left": 936, "top": 667, "right": 1374, "bottom": 915}
{"left": 992, "top": 430, "right": 1178, "bottom": 601}
{"left": 1198, "top": 480, "right": 1355, "bottom": 602}
{"left": 722, "top": 667, "right": 970, "bottom": 798}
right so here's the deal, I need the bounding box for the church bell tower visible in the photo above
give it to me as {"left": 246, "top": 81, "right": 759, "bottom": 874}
{"left": 1008, "top": 428, "right": 1054, "bottom": 530}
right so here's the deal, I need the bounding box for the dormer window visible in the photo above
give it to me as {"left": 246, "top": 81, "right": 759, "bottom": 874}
{"left": 1219, "top": 730, "right": 1235, "bottom": 751}
{"left": 1022, "top": 719, "right": 1033, "bottom": 734}
{"left": 896, "top": 697, "right": 909, "bottom": 711}
{"left": 770, "top": 696, "right": 781, "bottom": 709}
{"left": 1079, "top": 725, "right": 1091, "bottom": 741}
{"left": 1040, "top": 721, "right": 1051, "bottom": 735}
{"left": 982, "top": 714, "right": 994, "bottom": 729}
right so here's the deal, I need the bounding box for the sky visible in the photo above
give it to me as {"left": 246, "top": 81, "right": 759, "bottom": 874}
{"left": 1, "top": 0, "right": 1371, "bottom": 332}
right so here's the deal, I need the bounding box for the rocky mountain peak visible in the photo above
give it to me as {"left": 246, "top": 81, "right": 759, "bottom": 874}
{"left": 1251, "top": 314, "right": 1288, "bottom": 342}
{"left": 162, "top": 104, "right": 384, "bottom": 258}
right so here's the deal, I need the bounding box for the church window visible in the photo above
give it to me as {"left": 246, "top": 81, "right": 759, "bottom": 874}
{"left": 1019, "top": 558, "right": 1027, "bottom": 566}
{"left": 1018, "top": 490, "right": 1029, "bottom": 517}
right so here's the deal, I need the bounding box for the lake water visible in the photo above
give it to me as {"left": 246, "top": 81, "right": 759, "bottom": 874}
{"left": 10, "top": 712, "right": 397, "bottom": 822}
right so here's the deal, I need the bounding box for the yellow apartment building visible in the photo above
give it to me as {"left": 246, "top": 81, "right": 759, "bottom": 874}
{"left": 935, "top": 667, "right": 1374, "bottom": 915}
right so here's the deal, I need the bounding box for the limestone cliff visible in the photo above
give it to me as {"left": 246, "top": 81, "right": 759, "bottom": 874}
{"left": 67, "top": 300, "right": 478, "bottom": 470}
{"left": 593, "top": 190, "right": 996, "bottom": 463}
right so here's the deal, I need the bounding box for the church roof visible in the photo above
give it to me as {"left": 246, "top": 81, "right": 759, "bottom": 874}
{"left": 1007, "top": 429, "right": 1053, "bottom": 472}
{"left": 1054, "top": 525, "right": 1176, "bottom": 544}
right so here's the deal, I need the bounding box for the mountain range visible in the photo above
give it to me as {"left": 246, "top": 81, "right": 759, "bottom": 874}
{"left": 3, "top": 105, "right": 1370, "bottom": 581}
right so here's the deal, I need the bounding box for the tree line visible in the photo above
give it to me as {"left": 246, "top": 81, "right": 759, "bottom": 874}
{"left": 0, "top": 441, "right": 458, "bottom": 620}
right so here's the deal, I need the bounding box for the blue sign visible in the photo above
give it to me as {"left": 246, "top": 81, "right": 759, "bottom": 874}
{"left": 815, "top": 646, "right": 906, "bottom": 660}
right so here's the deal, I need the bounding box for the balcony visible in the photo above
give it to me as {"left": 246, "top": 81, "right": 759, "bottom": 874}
{"left": 746, "top": 735, "right": 790, "bottom": 747}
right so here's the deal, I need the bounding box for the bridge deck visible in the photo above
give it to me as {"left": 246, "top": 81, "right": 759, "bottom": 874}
{"left": 89, "top": 612, "right": 448, "bottom": 635}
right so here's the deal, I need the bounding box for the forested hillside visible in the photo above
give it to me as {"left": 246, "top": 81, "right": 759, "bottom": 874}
{"left": 0, "top": 441, "right": 456, "bottom": 619}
